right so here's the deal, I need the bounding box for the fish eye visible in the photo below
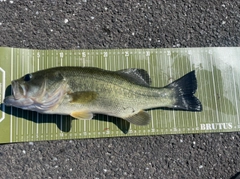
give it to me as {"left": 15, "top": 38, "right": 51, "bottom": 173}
{"left": 23, "top": 74, "right": 32, "bottom": 82}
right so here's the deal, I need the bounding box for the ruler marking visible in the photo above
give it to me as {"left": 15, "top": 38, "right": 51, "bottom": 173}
{"left": 10, "top": 48, "right": 14, "bottom": 142}
{"left": 148, "top": 51, "right": 154, "bottom": 129}
{"left": 168, "top": 50, "right": 176, "bottom": 131}
{"left": 21, "top": 50, "right": 24, "bottom": 137}
{"left": 188, "top": 49, "right": 193, "bottom": 132}
{"left": 26, "top": 50, "right": 29, "bottom": 137}
{"left": 232, "top": 67, "right": 239, "bottom": 124}
{"left": 210, "top": 51, "right": 219, "bottom": 122}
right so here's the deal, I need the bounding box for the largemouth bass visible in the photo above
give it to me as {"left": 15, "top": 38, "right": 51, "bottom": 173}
{"left": 4, "top": 67, "right": 202, "bottom": 125}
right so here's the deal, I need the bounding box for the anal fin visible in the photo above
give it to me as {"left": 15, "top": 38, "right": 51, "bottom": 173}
{"left": 70, "top": 110, "right": 93, "bottom": 120}
{"left": 124, "top": 110, "right": 150, "bottom": 126}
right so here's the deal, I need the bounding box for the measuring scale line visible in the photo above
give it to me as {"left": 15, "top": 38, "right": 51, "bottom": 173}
{"left": 1, "top": 47, "right": 240, "bottom": 143}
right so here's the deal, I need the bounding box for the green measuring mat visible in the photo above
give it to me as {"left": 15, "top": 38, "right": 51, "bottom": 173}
{"left": 0, "top": 47, "right": 239, "bottom": 143}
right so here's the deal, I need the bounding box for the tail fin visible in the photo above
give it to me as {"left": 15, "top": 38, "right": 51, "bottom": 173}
{"left": 165, "top": 71, "right": 202, "bottom": 111}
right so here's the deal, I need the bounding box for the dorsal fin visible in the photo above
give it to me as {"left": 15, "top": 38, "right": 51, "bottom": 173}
{"left": 117, "top": 68, "right": 151, "bottom": 87}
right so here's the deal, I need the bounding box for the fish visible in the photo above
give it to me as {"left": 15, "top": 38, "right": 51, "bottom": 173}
{"left": 4, "top": 67, "right": 202, "bottom": 125}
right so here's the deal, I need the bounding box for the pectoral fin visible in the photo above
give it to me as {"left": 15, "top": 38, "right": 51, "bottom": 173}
{"left": 124, "top": 110, "right": 150, "bottom": 125}
{"left": 69, "top": 91, "right": 97, "bottom": 104}
{"left": 70, "top": 110, "right": 93, "bottom": 120}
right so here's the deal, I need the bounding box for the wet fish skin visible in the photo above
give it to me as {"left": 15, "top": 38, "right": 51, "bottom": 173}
{"left": 4, "top": 67, "right": 202, "bottom": 125}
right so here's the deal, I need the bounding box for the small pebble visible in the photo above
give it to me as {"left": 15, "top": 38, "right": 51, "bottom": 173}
{"left": 53, "top": 157, "right": 58, "bottom": 161}
{"left": 64, "top": 19, "right": 69, "bottom": 23}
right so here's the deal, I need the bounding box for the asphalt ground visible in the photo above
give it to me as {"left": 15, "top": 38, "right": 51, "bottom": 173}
{"left": 0, "top": 0, "right": 240, "bottom": 178}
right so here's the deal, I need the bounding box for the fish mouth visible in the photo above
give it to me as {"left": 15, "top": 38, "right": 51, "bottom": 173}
{"left": 11, "top": 81, "right": 25, "bottom": 99}
{"left": 4, "top": 79, "right": 67, "bottom": 112}
{"left": 3, "top": 95, "right": 34, "bottom": 108}
{"left": 4, "top": 80, "right": 34, "bottom": 108}
{"left": 11, "top": 80, "right": 29, "bottom": 100}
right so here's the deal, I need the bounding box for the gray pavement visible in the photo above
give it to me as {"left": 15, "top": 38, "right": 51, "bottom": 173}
{"left": 0, "top": 0, "right": 240, "bottom": 178}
